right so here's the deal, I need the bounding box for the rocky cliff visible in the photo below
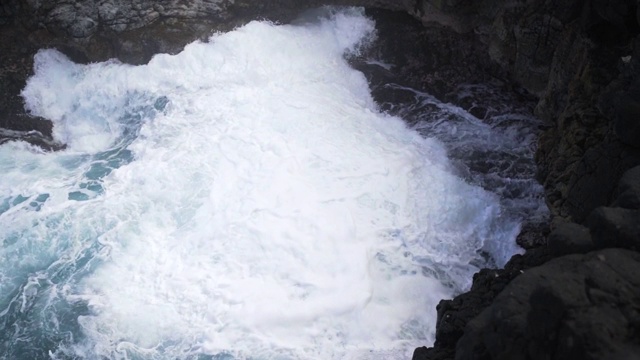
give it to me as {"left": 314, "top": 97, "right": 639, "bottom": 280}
{"left": 409, "top": 1, "right": 640, "bottom": 359}
{"left": 0, "top": 0, "right": 408, "bottom": 148}
{"left": 1, "top": 0, "right": 639, "bottom": 359}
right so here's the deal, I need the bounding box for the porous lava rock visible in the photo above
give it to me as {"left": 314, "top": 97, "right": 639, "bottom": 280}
{"left": 614, "top": 165, "right": 640, "bottom": 209}
{"left": 455, "top": 249, "right": 640, "bottom": 360}
{"left": 547, "top": 222, "right": 594, "bottom": 256}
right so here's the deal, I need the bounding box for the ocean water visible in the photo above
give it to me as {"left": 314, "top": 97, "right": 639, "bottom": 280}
{"left": 0, "top": 8, "right": 543, "bottom": 360}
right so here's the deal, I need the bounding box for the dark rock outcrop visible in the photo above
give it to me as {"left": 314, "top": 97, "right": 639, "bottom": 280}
{"left": 417, "top": 159, "right": 640, "bottom": 360}
{"left": 614, "top": 165, "right": 640, "bottom": 209}
{"left": 456, "top": 249, "right": 640, "bottom": 360}
{"left": 587, "top": 206, "right": 640, "bottom": 250}
{"left": 531, "top": 4, "right": 640, "bottom": 223}
{"left": 413, "top": 247, "right": 553, "bottom": 360}
{"left": 0, "top": 0, "right": 414, "bottom": 148}
{"left": 0, "top": 0, "right": 409, "bottom": 64}
{"left": 356, "top": 8, "right": 500, "bottom": 103}
{"left": 435, "top": 248, "right": 553, "bottom": 346}
{"left": 547, "top": 222, "right": 594, "bottom": 256}
{"left": 2, "top": 0, "right": 636, "bottom": 224}
{"left": 399, "top": 1, "right": 640, "bottom": 359}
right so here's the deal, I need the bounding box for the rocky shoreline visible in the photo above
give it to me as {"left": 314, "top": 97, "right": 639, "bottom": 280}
{"left": 1, "top": 1, "right": 639, "bottom": 359}
{"left": 410, "top": 1, "right": 640, "bottom": 358}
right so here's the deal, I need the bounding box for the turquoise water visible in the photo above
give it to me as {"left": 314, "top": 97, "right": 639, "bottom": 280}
{"left": 0, "top": 8, "right": 543, "bottom": 360}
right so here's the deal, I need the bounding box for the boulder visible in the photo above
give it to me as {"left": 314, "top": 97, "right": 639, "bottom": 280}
{"left": 516, "top": 221, "right": 550, "bottom": 249}
{"left": 565, "top": 141, "right": 640, "bottom": 222}
{"left": 581, "top": 0, "right": 639, "bottom": 44}
{"left": 456, "top": 249, "right": 640, "bottom": 360}
{"left": 547, "top": 222, "right": 594, "bottom": 256}
{"left": 614, "top": 165, "right": 640, "bottom": 209}
{"left": 615, "top": 89, "right": 640, "bottom": 147}
{"left": 413, "top": 248, "right": 553, "bottom": 360}
{"left": 587, "top": 206, "right": 640, "bottom": 250}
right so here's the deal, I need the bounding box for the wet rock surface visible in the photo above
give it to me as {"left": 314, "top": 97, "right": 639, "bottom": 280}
{"left": 614, "top": 166, "right": 640, "bottom": 209}
{"left": 455, "top": 248, "right": 640, "bottom": 360}
{"left": 413, "top": 247, "right": 554, "bottom": 360}
{"left": 354, "top": 12, "right": 550, "bottom": 266}
{"left": 0, "top": 25, "right": 56, "bottom": 148}
{"left": 0, "top": 0, "right": 411, "bottom": 148}
{"left": 416, "top": 170, "right": 640, "bottom": 360}
{"left": 358, "top": 1, "right": 640, "bottom": 359}
{"left": 547, "top": 223, "right": 594, "bottom": 256}
{"left": 588, "top": 206, "right": 640, "bottom": 251}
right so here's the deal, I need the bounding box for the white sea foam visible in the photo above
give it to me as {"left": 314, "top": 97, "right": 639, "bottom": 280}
{"left": 2, "top": 7, "right": 521, "bottom": 359}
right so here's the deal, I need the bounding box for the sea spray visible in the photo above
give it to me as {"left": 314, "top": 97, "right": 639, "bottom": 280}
{"left": 2, "top": 7, "right": 521, "bottom": 359}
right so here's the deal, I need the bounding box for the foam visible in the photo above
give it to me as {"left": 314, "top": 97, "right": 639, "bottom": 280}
{"left": 2, "top": 7, "right": 521, "bottom": 359}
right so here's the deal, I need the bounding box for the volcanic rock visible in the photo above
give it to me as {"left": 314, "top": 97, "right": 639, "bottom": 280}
{"left": 614, "top": 165, "right": 640, "bottom": 209}
{"left": 456, "top": 249, "right": 640, "bottom": 360}
{"left": 587, "top": 206, "right": 640, "bottom": 251}
{"left": 547, "top": 222, "right": 594, "bottom": 256}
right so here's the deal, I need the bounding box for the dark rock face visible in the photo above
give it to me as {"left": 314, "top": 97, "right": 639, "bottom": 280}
{"left": 356, "top": 8, "right": 499, "bottom": 103}
{"left": 614, "top": 165, "right": 640, "bottom": 209}
{"left": 587, "top": 207, "right": 640, "bottom": 250}
{"left": 547, "top": 223, "right": 594, "bottom": 256}
{"left": 392, "top": 2, "right": 640, "bottom": 358}
{"left": 2, "top": 0, "right": 635, "bottom": 223}
{"left": 615, "top": 86, "right": 640, "bottom": 147}
{"left": 455, "top": 249, "right": 640, "bottom": 360}
{"left": 417, "top": 160, "right": 640, "bottom": 360}
{"left": 0, "top": 24, "right": 61, "bottom": 148}
{"left": 534, "top": 12, "right": 640, "bottom": 222}
{"left": 412, "top": 247, "right": 554, "bottom": 360}
{"left": 582, "top": 0, "right": 639, "bottom": 45}
{"left": 0, "top": 0, "right": 412, "bottom": 148}
{"left": 434, "top": 248, "right": 553, "bottom": 347}
{"left": 564, "top": 141, "right": 640, "bottom": 222}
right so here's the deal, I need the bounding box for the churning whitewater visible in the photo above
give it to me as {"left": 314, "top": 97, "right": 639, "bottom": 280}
{"left": 0, "top": 8, "right": 523, "bottom": 360}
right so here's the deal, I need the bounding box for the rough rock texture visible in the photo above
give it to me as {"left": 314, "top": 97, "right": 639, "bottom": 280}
{"left": 402, "top": 0, "right": 640, "bottom": 224}
{"left": 0, "top": 0, "right": 413, "bottom": 148}
{"left": 456, "top": 249, "right": 640, "bottom": 360}
{"left": 532, "top": 2, "right": 640, "bottom": 223}
{"left": 547, "top": 222, "right": 594, "bottom": 256}
{"left": 355, "top": 8, "right": 500, "bottom": 103}
{"left": 412, "top": 245, "right": 556, "bottom": 360}
{"left": 614, "top": 165, "right": 640, "bottom": 209}
{"left": 415, "top": 248, "right": 554, "bottom": 356}
{"left": 2, "top": 0, "right": 637, "bottom": 223}
{"left": 587, "top": 206, "right": 640, "bottom": 250}
{"left": 380, "top": 1, "right": 640, "bottom": 358}
{"left": 416, "top": 162, "right": 640, "bottom": 360}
